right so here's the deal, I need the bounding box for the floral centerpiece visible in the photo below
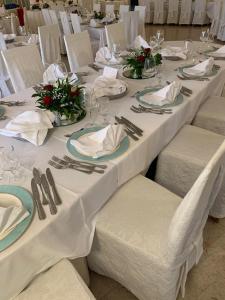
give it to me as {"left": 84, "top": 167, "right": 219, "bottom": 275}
{"left": 123, "top": 47, "right": 162, "bottom": 79}
{"left": 94, "top": 11, "right": 104, "bottom": 20}
{"left": 32, "top": 78, "right": 86, "bottom": 126}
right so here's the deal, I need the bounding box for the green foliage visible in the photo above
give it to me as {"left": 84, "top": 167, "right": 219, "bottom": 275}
{"left": 93, "top": 11, "right": 104, "bottom": 19}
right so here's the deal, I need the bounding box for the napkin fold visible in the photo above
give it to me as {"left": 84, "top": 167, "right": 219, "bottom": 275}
{"left": 210, "top": 45, "right": 225, "bottom": 57}
{"left": 140, "top": 81, "right": 182, "bottom": 106}
{"left": 0, "top": 194, "right": 29, "bottom": 240}
{"left": 93, "top": 76, "right": 127, "bottom": 98}
{"left": 133, "top": 35, "right": 150, "bottom": 49}
{"left": 161, "top": 46, "right": 187, "bottom": 60}
{"left": 70, "top": 124, "right": 126, "bottom": 158}
{"left": 0, "top": 110, "right": 54, "bottom": 146}
{"left": 183, "top": 58, "right": 214, "bottom": 77}
{"left": 43, "top": 64, "right": 78, "bottom": 84}
{"left": 27, "top": 34, "right": 39, "bottom": 45}
{"left": 95, "top": 47, "right": 123, "bottom": 65}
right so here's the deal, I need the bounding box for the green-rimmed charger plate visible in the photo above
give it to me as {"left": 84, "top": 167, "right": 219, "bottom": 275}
{"left": 136, "top": 87, "right": 184, "bottom": 108}
{"left": 67, "top": 126, "right": 129, "bottom": 162}
{"left": 179, "top": 64, "right": 218, "bottom": 79}
{"left": 0, "top": 185, "right": 34, "bottom": 252}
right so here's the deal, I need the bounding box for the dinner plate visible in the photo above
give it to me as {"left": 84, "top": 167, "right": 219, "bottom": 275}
{"left": 0, "top": 106, "right": 5, "bottom": 117}
{"left": 0, "top": 185, "right": 34, "bottom": 252}
{"left": 67, "top": 126, "right": 129, "bottom": 162}
{"left": 179, "top": 64, "right": 218, "bottom": 78}
{"left": 108, "top": 87, "right": 128, "bottom": 100}
{"left": 136, "top": 87, "right": 184, "bottom": 108}
{"left": 122, "top": 69, "right": 157, "bottom": 80}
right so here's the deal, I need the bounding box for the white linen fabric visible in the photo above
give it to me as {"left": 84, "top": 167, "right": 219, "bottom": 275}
{"left": 209, "top": 45, "right": 225, "bottom": 58}
{"left": 93, "top": 76, "right": 126, "bottom": 98}
{"left": 140, "top": 81, "right": 182, "bottom": 106}
{"left": 43, "top": 63, "right": 78, "bottom": 83}
{"left": 14, "top": 259, "right": 96, "bottom": 300}
{"left": 105, "top": 22, "right": 127, "bottom": 51}
{"left": 25, "top": 10, "right": 45, "bottom": 34}
{"left": 0, "top": 110, "right": 54, "bottom": 146}
{"left": 217, "top": 1, "right": 225, "bottom": 41}
{"left": 153, "top": 0, "right": 166, "bottom": 24}
{"left": 134, "top": 5, "right": 146, "bottom": 37}
{"left": 70, "top": 13, "right": 81, "bottom": 33}
{"left": 161, "top": 46, "right": 187, "bottom": 60}
{"left": 0, "top": 32, "right": 10, "bottom": 97}
{"left": 10, "top": 13, "right": 18, "bottom": 35}
{"left": 48, "top": 10, "right": 66, "bottom": 55}
{"left": 64, "top": 31, "right": 94, "bottom": 72}
{"left": 89, "top": 19, "right": 101, "bottom": 28}
{"left": 38, "top": 24, "right": 61, "bottom": 65}
{"left": 0, "top": 193, "right": 29, "bottom": 240}
{"left": 139, "top": 0, "right": 152, "bottom": 23}
{"left": 167, "top": 0, "right": 179, "bottom": 24}
{"left": 59, "top": 11, "right": 73, "bottom": 35}
{"left": 95, "top": 47, "right": 122, "bottom": 65}
{"left": 192, "top": 0, "right": 209, "bottom": 25}
{"left": 2, "top": 45, "right": 44, "bottom": 93}
{"left": 133, "top": 35, "right": 150, "bottom": 49}
{"left": 49, "top": 9, "right": 59, "bottom": 24}
{"left": 179, "top": 0, "right": 193, "bottom": 25}
{"left": 70, "top": 125, "right": 126, "bottom": 158}
{"left": 27, "top": 34, "right": 39, "bottom": 45}
{"left": 93, "top": 3, "right": 101, "bottom": 12}
{"left": 42, "top": 9, "right": 53, "bottom": 25}
{"left": 182, "top": 58, "right": 214, "bottom": 77}
{"left": 210, "top": 0, "right": 222, "bottom": 37}
{"left": 119, "top": 4, "right": 129, "bottom": 15}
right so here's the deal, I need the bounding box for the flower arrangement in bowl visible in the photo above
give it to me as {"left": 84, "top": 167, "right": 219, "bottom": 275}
{"left": 93, "top": 11, "right": 104, "bottom": 20}
{"left": 123, "top": 47, "right": 162, "bottom": 79}
{"left": 32, "top": 78, "right": 86, "bottom": 127}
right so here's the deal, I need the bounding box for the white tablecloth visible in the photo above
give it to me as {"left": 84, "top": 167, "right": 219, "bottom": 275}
{"left": 1, "top": 41, "right": 225, "bottom": 300}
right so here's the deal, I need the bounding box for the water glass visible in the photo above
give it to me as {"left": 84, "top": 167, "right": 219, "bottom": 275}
{"left": 97, "top": 97, "right": 110, "bottom": 125}
{"left": 112, "top": 43, "right": 121, "bottom": 58}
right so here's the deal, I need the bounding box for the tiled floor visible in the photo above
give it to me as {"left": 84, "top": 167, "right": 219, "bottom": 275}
{"left": 88, "top": 25, "right": 225, "bottom": 300}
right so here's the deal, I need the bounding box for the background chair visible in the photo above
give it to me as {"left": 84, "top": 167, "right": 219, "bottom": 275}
{"left": 119, "top": 4, "right": 129, "bottom": 16}
{"left": 210, "top": 0, "right": 223, "bottom": 37}
{"left": 105, "top": 22, "right": 127, "bottom": 50}
{"left": 217, "top": 1, "right": 225, "bottom": 41}
{"left": 41, "top": 9, "right": 53, "bottom": 25}
{"left": 59, "top": 11, "right": 73, "bottom": 36}
{"left": 0, "top": 33, "right": 11, "bottom": 97}
{"left": 26, "top": 10, "right": 45, "bottom": 33}
{"left": 134, "top": 5, "right": 146, "bottom": 37}
{"left": 70, "top": 13, "right": 81, "bottom": 33}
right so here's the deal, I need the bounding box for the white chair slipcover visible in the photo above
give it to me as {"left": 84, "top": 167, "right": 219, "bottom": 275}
{"left": 210, "top": 0, "right": 222, "bottom": 37}
{"left": 105, "top": 22, "right": 127, "bottom": 50}
{"left": 192, "top": 0, "right": 209, "bottom": 25}
{"left": 217, "top": 1, "right": 225, "bottom": 41}
{"left": 121, "top": 11, "right": 139, "bottom": 48}
{"left": 153, "top": 0, "right": 166, "bottom": 24}
{"left": 59, "top": 11, "right": 73, "bottom": 35}
{"left": 119, "top": 4, "right": 129, "bottom": 16}
{"left": 70, "top": 13, "right": 81, "bottom": 33}
{"left": 155, "top": 125, "right": 225, "bottom": 219}
{"left": 134, "top": 5, "right": 146, "bottom": 37}
{"left": 49, "top": 9, "right": 59, "bottom": 24}
{"left": 0, "top": 33, "right": 10, "bottom": 97}
{"left": 88, "top": 139, "right": 225, "bottom": 300}
{"left": 26, "top": 10, "right": 45, "bottom": 34}
{"left": 64, "top": 31, "right": 94, "bottom": 72}
{"left": 41, "top": 9, "right": 53, "bottom": 25}
{"left": 167, "top": 0, "right": 179, "bottom": 24}
{"left": 105, "top": 4, "right": 114, "bottom": 14}
{"left": 2, "top": 45, "right": 44, "bottom": 93}
{"left": 38, "top": 24, "right": 61, "bottom": 65}
{"left": 179, "top": 0, "right": 193, "bottom": 25}
{"left": 14, "top": 259, "right": 95, "bottom": 300}
{"left": 93, "top": 3, "right": 101, "bottom": 12}
{"left": 10, "top": 13, "right": 18, "bottom": 34}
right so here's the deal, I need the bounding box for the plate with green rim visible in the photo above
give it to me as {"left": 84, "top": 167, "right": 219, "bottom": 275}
{"left": 0, "top": 106, "right": 5, "bottom": 117}
{"left": 67, "top": 126, "right": 129, "bottom": 162}
{"left": 179, "top": 64, "right": 218, "bottom": 78}
{"left": 136, "top": 87, "right": 184, "bottom": 108}
{"left": 0, "top": 185, "right": 34, "bottom": 252}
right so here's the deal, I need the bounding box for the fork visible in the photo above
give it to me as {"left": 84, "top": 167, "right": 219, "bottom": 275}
{"left": 63, "top": 155, "right": 107, "bottom": 169}
{"left": 48, "top": 160, "right": 93, "bottom": 174}
{"left": 177, "top": 74, "right": 209, "bottom": 81}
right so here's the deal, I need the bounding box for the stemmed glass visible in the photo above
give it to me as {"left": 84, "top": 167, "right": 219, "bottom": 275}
{"left": 54, "top": 62, "right": 68, "bottom": 79}
{"left": 155, "top": 30, "right": 165, "bottom": 49}
{"left": 83, "top": 87, "right": 99, "bottom": 127}
{"left": 97, "top": 97, "right": 110, "bottom": 125}
{"left": 112, "top": 43, "right": 120, "bottom": 60}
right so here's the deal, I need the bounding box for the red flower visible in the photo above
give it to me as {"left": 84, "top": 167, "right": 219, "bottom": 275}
{"left": 43, "top": 84, "right": 53, "bottom": 91}
{"left": 144, "top": 48, "right": 151, "bottom": 55}
{"left": 136, "top": 55, "right": 145, "bottom": 63}
{"left": 70, "top": 90, "right": 80, "bottom": 97}
{"left": 43, "top": 96, "right": 53, "bottom": 106}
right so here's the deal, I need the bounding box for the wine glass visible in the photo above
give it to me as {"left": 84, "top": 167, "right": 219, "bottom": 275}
{"left": 84, "top": 88, "right": 99, "bottom": 127}
{"left": 112, "top": 43, "right": 120, "bottom": 59}
{"left": 155, "top": 30, "right": 165, "bottom": 48}
{"left": 54, "top": 62, "right": 68, "bottom": 79}
{"left": 97, "top": 97, "right": 110, "bottom": 125}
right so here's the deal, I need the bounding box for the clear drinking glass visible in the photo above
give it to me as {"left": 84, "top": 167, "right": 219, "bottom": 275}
{"left": 83, "top": 88, "right": 99, "bottom": 127}
{"left": 97, "top": 96, "right": 110, "bottom": 125}
{"left": 112, "top": 43, "right": 121, "bottom": 59}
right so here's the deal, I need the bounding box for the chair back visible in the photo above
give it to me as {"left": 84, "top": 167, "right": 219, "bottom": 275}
{"left": 42, "top": 9, "right": 52, "bottom": 25}
{"left": 49, "top": 10, "right": 59, "bottom": 24}
{"left": 70, "top": 13, "right": 81, "bottom": 33}
{"left": 105, "top": 22, "right": 127, "bottom": 50}
{"left": 59, "top": 11, "right": 72, "bottom": 35}
{"left": 210, "top": 0, "right": 222, "bottom": 36}
{"left": 119, "top": 4, "right": 129, "bottom": 15}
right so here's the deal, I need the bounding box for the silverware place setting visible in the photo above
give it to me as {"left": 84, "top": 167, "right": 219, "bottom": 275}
{"left": 115, "top": 116, "right": 143, "bottom": 141}
{"left": 177, "top": 74, "right": 210, "bottom": 81}
{"left": 131, "top": 104, "right": 173, "bottom": 115}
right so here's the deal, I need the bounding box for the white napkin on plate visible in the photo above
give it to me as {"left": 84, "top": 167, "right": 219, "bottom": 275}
{"left": 28, "top": 34, "right": 39, "bottom": 45}
{"left": 210, "top": 45, "right": 225, "bottom": 57}
{"left": 0, "top": 193, "right": 29, "bottom": 240}
{"left": 161, "top": 46, "right": 187, "bottom": 60}
{"left": 43, "top": 64, "right": 78, "bottom": 84}
{"left": 0, "top": 110, "right": 54, "bottom": 146}
{"left": 140, "top": 81, "right": 182, "bottom": 106}
{"left": 70, "top": 124, "right": 126, "bottom": 158}
{"left": 95, "top": 47, "right": 123, "bottom": 65}
{"left": 183, "top": 58, "right": 214, "bottom": 77}
{"left": 133, "top": 35, "right": 150, "bottom": 49}
{"left": 93, "top": 76, "right": 127, "bottom": 98}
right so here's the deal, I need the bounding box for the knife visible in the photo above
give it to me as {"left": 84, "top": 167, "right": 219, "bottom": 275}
{"left": 41, "top": 174, "right": 57, "bottom": 215}
{"left": 46, "top": 168, "right": 62, "bottom": 205}
{"left": 115, "top": 116, "right": 139, "bottom": 141}
{"left": 31, "top": 178, "right": 46, "bottom": 220}
{"left": 120, "top": 116, "right": 143, "bottom": 136}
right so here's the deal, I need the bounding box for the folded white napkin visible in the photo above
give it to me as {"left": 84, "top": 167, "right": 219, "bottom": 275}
{"left": 28, "top": 34, "right": 39, "bottom": 45}
{"left": 210, "top": 45, "right": 225, "bottom": 57}
{"left": 0, "top": 193, "right": 29, "bottom": 240}
{"left": 100, "top": 15, "right": 115, "bottom": 23}
{"left": 70, "top": 124, "right": 126, "bottom": 158}
{"left": 0, "top": 110, "right": 54, "bottom": 146}
{"left": 90, "top": 19, "right": 101, "bottom": 27}
{"left": 140, "top": 81, "right": 182, "bottom": 106}
{"left": 161, "top": 46, "right": 187, "bottom": 60}
{"left": 95, "top": 47, "right": 123, "bottom": 65}
{"left": 43, "top": 64, "right": 78, "bottom": 84}
{"left": 133, "top": 35, "right": 150, "bottom": 49}
{"left": 3, "top": 33, "right": 16, "bottom": 41}
{"left": 183, "top": 58, "right": 214, "bottom": 77}
{"left": 93, "top": 76, "right": 127, "bottom": 98}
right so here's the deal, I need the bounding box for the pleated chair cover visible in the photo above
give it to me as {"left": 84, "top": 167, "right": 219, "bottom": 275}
{"left": 10, "top": 13, "right": 18, "bottom": 34}
{"left": 0, "top": 33, "right": 10, "bottom": 97}
{"left": 59, "top": 11, "right": 73, "bottom": 35}
{"left": 14, "top": 259, "right": 96, "bottom": 300}
{"left": 179, "top": 0, "right": 193, "bottom": 24}
{"left": 153, "top": 0, "right": 166, "bottom": 24}
{"left": 49, "top": 10, "right": 66, "bottom": 55}
{"left": 70, "top": 13, "right": 81, "bottom": 33}
{"left": 210, "top": 0, "right": 222, "bottom": 37}
{"left": 105, "top": 4, "right": 114, "bottom": 14}
{"left": 42, "top": 9, "right": 53, "bottom": 25}
{"left": 192, "top": 0, "right": 209, "bottom": 25}
{"left": 38, "top": 24, "right": 61, "bottom": 65}
{"left": 88, "top": 140, "right": 225, "bottom": 300}
{"left": 49, "top": 9, "right": 59, "bottom": 24}
{"left": 26, "top": 10, "right": 45, "bottom": 33}
{"left": 119, "top": 4, "right": 129, "bottom": 15}
{"left": 128, "top": 11, "right": 139, "bottom": 47}
{"left": 217, "top": 1, "right": 225, "bottom": 41}
{"left": 93, "top": 3, "right": 101, "bottom": 12}
{"left": 105, "top": 22, "right": 127, "bottom": 50}
{"left": 134, "top": 6, "right": 146, "bottom": 38}
{"left": 167, "top": 0, "right": 179, "bottom": 24}
{"left": 2, "top": 45, "right": 44, "bottom": 93}
{"left": 139, "top": 0, "right": 152, "bottom": 23}
{"left": 64, "top": 31, "right": 94, "bottom": 73}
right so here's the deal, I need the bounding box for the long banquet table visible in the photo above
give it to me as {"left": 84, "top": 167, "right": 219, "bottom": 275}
{"left": 1, "top": 41, "right": 225, "bottom": 300}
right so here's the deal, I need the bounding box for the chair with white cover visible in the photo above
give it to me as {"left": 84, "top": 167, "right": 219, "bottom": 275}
{"left": 93, "top": 3, "right": 101, "bottom": 12}
{"left": 49, "top": 9, "right": 59, "bottom": 24}
{"left": 0, "top": 33, "right": 11, "bottom": 97}
{"left": 14, "top": 259, "right": 95, "bottom": 300}
{"left": 119, "top": 4, "right": 129, "bottom": 16}
{"left": 121, "top": 11, "right": 139, "bottom": 48}
{"left": 38, "top": 24, "right": 61, "bottom": 65}
{"left": 105, "top": 4, "right": 114, "bottom": 14}
{"left": 134, "top": 5, "right": 146, "bottom": 37}
{"left": 70, "top": 13, "right": 81, "bottom": 33}
{"left": 105, "top": 22, "right": 127, "bottom": 50}
{"left": 167, "top": 0, "right": 179, "bottom": 24}
{"left": 153, "top": 0, "right": 166, "bottom": 24}
{"left": 192, "top": 0, "right": 209, "bottom": 25}
{"left": 88, "top": 139, "right": 225, "bottom": 300}
{"left": 64, "top": 31, "right": 94, "bottom": 73}
{"left": 26, "top": 10, "right": 45, "bottom": 33}
{"left": 49, "top": 10, "right": 66, "bottom": 55}
{"left": 217, "top": 1, "right": 225, "bottom": 41}
{"left": 210, "top": 0, "right": 222, "bottom": 37}
{"left": 179, "top": 0, "right": 193, "bottom": 25}
{"left": 10, "top": 13, "right": 18, "bottom": 34}
{"left": 41, "top": 9, "right": 52, "bottom": 25}
{"left": 2, "top": 45, "right": 44, "bottom": 93}
{"left": 59, "top": 11, "right": 73, "bottom": 35}
{"left": 155, "top": 125, "right": 225, "bottom": 219}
